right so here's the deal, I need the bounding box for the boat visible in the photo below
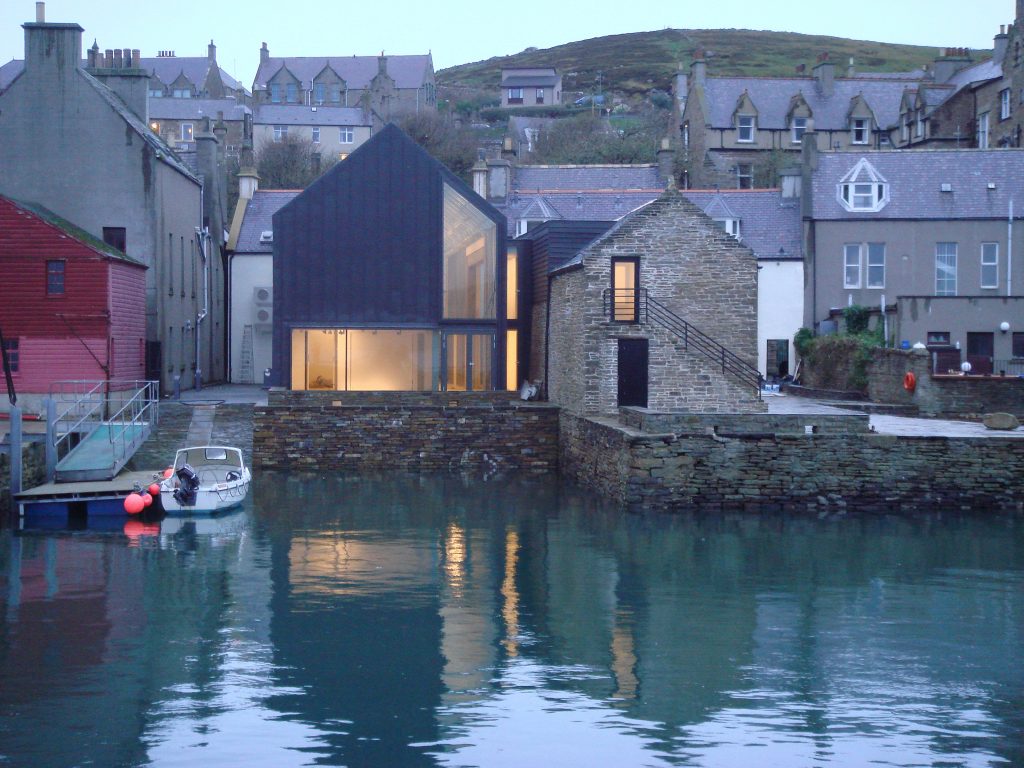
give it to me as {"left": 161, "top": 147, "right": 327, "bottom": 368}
{"left": 159, "top": 446, "right": 251, "bottom": 514}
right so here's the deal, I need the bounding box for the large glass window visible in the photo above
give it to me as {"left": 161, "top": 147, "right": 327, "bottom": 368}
{"left": 936, "top": 243, "right": 958, "bottom": 296}
{"left": 506, "top": 247, "right": 518, "bottom": 321}
{"left": 290, "top": 328, "right": 440, "bottom": 391}
{"left": 506, "top": 329, "right": 518, "bottom": 391}
{"left": 443, "top": 184, "right": 496, "bottom": 319}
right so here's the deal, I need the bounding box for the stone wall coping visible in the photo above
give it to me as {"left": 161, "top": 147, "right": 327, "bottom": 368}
{"left": 255, "top": 402, "right": 559, "bottom": 413}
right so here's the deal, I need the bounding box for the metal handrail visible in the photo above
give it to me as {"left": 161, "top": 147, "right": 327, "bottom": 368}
{"left": 51, "top": 380, "right": 158, "bottom": 463}
{"left": 105, "top": 381, "right": 159, "bottom": 467}
{"left": 602, "top": 289, "right": 762, "bottom": 397}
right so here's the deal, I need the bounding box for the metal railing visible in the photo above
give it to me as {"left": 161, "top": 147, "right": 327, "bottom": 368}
{"left": 50, "top": 379, "right": 159, "bottom": 465}
{"left": 603, "top": 289, "right": 762, "bottom": 398}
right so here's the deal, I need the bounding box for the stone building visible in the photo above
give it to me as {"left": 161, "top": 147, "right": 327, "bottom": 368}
{"left": 545, "top": 189, "right": 765, "bottom": 415}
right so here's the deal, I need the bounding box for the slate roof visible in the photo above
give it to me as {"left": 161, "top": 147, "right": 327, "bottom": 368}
{"left": 80, "top": 69, "right": 199, "bottom": 184}
{"left": 0, "top": 57, "right": 247, "bottom": 95}
{"left": 148, "top": 97, "right": 250, "bottom": 121}
{"left": 253, "top": 54, "right": 433, "bottom": 91}
{"left": 234, "top": 190, "right": 300, "bottom": 253}
{"left": 501, "top": 74, "right": 560, "bottom": 87}
{"left": 493, "top": 163, "right": 665, "bottom": 235}
{"left": 810, "top": 149, "right": 1024, "bottom": 220}
{"left": 140, "top": 55, "right": 246, "bottom": 93}
{"left": 946, "top": 58, "right": 1002, "bottom": 93}
{"left": 253, "top": 105, "right": 368, "bottom": 126}
{"left": 681, "top": 190, "right": 802, "bottom": 259}
{"left": 4, "top": 195, "right": 145, "bottom": 266}
{"left": 702, "top": 76, "right": 920, "bottom": 130}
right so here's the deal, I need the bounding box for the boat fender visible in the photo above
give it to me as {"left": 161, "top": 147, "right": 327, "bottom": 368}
{"left": 903, "top": 372, "right": 916, "bottom": 392}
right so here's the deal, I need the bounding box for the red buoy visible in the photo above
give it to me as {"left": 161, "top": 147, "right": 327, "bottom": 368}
{"left": 124, "top": 493, "right": 145, "bottom": 514}
{"left": 148, "top": 483, "right": 161, "bottom": 496}
{"left": 142, "top": 492, "right": 153, "bottom": 508}
{"left": 163, "top": 467, "right": 174, "bottom": 479}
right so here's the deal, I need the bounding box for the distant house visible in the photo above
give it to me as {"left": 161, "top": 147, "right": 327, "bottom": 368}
{"left": 227, "top": 187, "right": 298, "bottom": 384}
{"left": 252, "top": 46, "right": 435, "bottom": 130}
{"left": 0, "top": 12, "right": 227, "bottom": 394}
{"left": 544, "top": 189, "right": 765, "bottom": 414}
{"left": 252, "top": 105, "right": 372, "bottom": 161}
{"left": 682, "top": 50, "right": 920, "bottom": 189}
{"left": 500, "top": 68, "right": 562, "bottom": 108}
{"left": 0, "top": 195, "right": 147, "bottom": 413}
{"left": 147, "top": 97, "right": 250, "bottom": 159}
{"left": 802, "top": 141, "right": 1024, "bottom": 373}
{"left": 271, "top": 124, "right": 511, "bottom": 391}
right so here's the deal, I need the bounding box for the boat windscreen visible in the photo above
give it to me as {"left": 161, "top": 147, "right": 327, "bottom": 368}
{"left": 176, "top": 448, "right": 243, "bottom": 468}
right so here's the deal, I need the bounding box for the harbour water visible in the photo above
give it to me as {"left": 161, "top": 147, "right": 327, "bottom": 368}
{"left": 1, "top": 474, "right": 1022, "bottom": 767}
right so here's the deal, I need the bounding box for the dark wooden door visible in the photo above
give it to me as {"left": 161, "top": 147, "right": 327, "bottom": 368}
{"left": 617, "top": 338, "right": 648, "bottom": 407}
{"left": 966, "top": 332, "right": 994, "bottom": 374}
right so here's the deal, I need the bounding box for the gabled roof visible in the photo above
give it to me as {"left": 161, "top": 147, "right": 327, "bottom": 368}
{"left": 682, "top": 190, "right": 802, "bottom": 259}
{"left": 140, "top": 55, "right": 246, "bottom": 93}
{"left": 810, "top": 149, "right": 1024, "bottom": 220}
{"left": 147, "top": 97, "right": 250, "bottom": 121}
{"left": 0, "top": 58, "right": 22, "bottom": 92}
{"left": 501, "top": 74, "right": 560, "bottom": 88}
{"left": 253, "top": 105, "right": 369, "bottom": 127}
{"left": 234, "top": 190, "right": 301, "bottom": 253}
{"left": 702, "top": 76, "right": 918, "bottom": 130}
{"left": 253, "top": 54, "right": 433, "bottom": 91}
{"left": 1, "top": 195, "right": 145, "bottom": 266}
{"left": 79, "top": 69, "right": 198, "bottom": 183}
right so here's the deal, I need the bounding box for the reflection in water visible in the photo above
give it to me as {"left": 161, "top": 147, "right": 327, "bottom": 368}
{"left": 0, "top": 475, "right": 1022, "bottom": 767}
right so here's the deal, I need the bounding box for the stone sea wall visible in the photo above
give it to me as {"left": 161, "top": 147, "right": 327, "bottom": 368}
{"left": 254, "top": 391, "right": 559, "bottom": 475}
{"left": 561, "top": 411, "right": 1024, "bottom": 513}
{"left": 1, "top": 441, "right": 46, "bottom": 514}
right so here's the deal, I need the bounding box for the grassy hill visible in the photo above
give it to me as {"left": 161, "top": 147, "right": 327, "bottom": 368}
{"left": 438, "top": 28, "right": 987, "bottom": 101}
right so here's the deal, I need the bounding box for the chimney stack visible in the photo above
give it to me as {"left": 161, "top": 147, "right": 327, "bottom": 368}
{"left": 994, "top": 26, "right": 1009, "bottom": 63}
{"left": 260, "top": 42, "right": 269, "bottom": 65}
{"left": 35, "top": 2, "right": 44, "bottom": 22}
{"left": 378, "top": 54, "right": 388, "bottom": 75}
{"left": 690, "top": 49, "right": 706, "bottom": 88}
{"left": 208, "top": 40, "right": 216, "bottom": 62}
{"left": 657, "top": 136, "right": 675, "bottom": 187}
{"left": 812, "top": 52, "right": 834, "bottom": 97}
{"left": 23, "top": 17, "right": 83, "bottom": 78}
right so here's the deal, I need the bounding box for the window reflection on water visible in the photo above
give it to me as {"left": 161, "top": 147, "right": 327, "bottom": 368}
{"left": 1, "top": 474, "right": 1022, "bottom": 767}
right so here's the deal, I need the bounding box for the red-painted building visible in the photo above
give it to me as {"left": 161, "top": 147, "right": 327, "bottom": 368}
{"left": 0, "top": 195, "right": 147, "bottom": 411}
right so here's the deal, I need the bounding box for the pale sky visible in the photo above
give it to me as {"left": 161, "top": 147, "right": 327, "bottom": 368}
{"left": 0, "top": 0, "right": 1013, "bottom": 83}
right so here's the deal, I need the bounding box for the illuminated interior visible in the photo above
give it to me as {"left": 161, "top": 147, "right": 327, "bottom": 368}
{"left": 291, "top": 328, "right": 493, "bottom": 391}
{"left": 444, "top": 184, "right": 496, "bottom": 319}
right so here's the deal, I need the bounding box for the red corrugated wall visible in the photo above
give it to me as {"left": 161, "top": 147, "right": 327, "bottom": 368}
{"left": 0, "top": 196, "right": 147, "bottom": 396}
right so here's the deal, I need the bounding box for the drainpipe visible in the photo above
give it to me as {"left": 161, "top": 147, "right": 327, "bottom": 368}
{"left": 194, "top": 227, "right": 209, "bottom": 390}
{"left": 1008, "top": 198, "right": 1014, "bottom": 298}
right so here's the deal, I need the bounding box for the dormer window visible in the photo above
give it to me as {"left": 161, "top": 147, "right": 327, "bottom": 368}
{"left": 714, "top": 218, "right": 740, "bottom": 239}
{"left": 737, "top": 115, "right": 756, "bottom": 142}
{"left": 791, "top": 117, "right": 807, "bottom": 144}
{"left": 851, "top": 117, "right": 870, "bottom": 144}
{"left": 837, "top": 158, "right": 889, "bottom": 213}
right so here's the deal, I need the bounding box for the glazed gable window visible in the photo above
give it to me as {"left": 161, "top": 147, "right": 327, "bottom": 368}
{"left": 837, "top": 158, "right": 889, "bottom": 212}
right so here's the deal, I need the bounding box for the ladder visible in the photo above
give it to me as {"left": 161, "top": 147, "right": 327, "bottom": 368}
{"left": 240, "top": 325, "right": 255, "bottom": 383}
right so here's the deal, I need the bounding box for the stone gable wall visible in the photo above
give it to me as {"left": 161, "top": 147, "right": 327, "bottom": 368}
{"left": 547, "top": 191, "right": 764, "bottom": 415}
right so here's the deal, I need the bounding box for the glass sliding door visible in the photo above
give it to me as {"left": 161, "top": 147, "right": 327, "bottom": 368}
{"left": 444, "top": 332, "right": 494, "bottom": 392}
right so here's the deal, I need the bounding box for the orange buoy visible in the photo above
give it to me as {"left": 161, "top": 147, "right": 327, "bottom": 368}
{"left": 163, "top": 467, "right": 174, "bottom": 479}
{"left": 148, "top": 483, "right": 161, "bottom": 496}
{"left": 124, "top": 493, "right": 145, "bottom": 515}
{"left": 903, "top": 371, "right": 916, "bottom": 392}
{"left": 142, "top": 492, "right": 153, "bottom": 508}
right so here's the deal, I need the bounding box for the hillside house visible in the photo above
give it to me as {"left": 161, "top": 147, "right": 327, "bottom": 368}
{"left": 500, "top": 68, "right": 562, "bottom": 108}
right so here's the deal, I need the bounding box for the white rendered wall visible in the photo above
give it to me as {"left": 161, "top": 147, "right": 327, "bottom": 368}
{"left": 229, "top": 254, "right": 274, "bottom": 384}
{"left": 757, "top": 259, "right": 804, "bottom": 377}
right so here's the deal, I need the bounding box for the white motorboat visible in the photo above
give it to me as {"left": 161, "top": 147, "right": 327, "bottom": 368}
{"left": 159, "top": 446, "right": 251, "bottom": 514}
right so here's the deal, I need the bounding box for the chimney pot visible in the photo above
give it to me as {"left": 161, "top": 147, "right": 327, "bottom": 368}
{"left": 35, "top": 2, "right": 44, "bottom": 22}
{"left": 132, "top": 49, "right": 140, "bottom": 66}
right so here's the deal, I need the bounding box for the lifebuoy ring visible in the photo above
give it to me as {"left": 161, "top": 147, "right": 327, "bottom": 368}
{"left": 903, "top": 372, "right": 916, "bottom": 392}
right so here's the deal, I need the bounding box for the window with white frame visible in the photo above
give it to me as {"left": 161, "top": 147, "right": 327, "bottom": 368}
{"left": 312, "top": 127, "right": 320, "bottom": 144}
{"left": 737, "top": 115, "right": 756, "bottom": 142}
{"left": 314, "top": 83, "right": 325, "bottom": 105}
{"left": 180, "top": 123, "right": 193, "bottom": 142}
{"left": 851, "top": 117, "right": 870, "bottom": 144}
{"left": 866, "top": 243, "right": 885, "bottom": 288}
{"left": 791, "top": 117, "right": 807, "bottom": 143}
{"left": 837, "top": 158, "right": 890, "bottom": 212}
{"left": 915, "top": 110, "right": 923, "bottom": 137}
{"left": 508, "top": 87, "right": 524, "bottom": 104}
{"left": 935, "top": 242, "right": 958, "bottom": 296}
{"left": 978, "top": 112, "right": 990, "bottom": 148}
{"left": 1000, "top": 89, "right": 1011, "bottom": 120}
{"left": 844, "top": 244, "right": 862, "bottom": 288}
{"left": 149, "top": 88, "right": 164, "bottom": 98}
{"left": 273, "top": 125, "right": 288, "bottom": 142}
{"left": 736, "top": 163, "right": 753, "bottom": 189}
{"left": 172, "top": 88, "right": 191, "bottom": 98}
{"left": 339, "top": 127, "right": 354, "bottom": 144}
{"left": 714, "top": 218, "right": 740, "bottom": 239}
{"left": 901, "top": 113, "right": 910, "bottom": 142}
{"left": 536, "top": 88, "right": 545, "bottom": 104}
{"left": 981, "top": 242, "right": 999, "bottom": 288}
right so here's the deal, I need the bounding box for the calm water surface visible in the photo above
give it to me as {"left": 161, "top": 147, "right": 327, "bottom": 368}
{"left": 1, "top": 475, "right": 1022, "bottom": 767}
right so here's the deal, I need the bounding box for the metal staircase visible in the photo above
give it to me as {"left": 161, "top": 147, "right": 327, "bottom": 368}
{"left": 603, "top": 289, "right": 762, "bottom": 399}
{"left": 50, "top": 380, "right": 159, "bottom": 482}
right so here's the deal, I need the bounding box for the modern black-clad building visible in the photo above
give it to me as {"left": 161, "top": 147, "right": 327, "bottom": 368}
{"left": 272, "top": 123, "right": 516, "bottom": 391}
